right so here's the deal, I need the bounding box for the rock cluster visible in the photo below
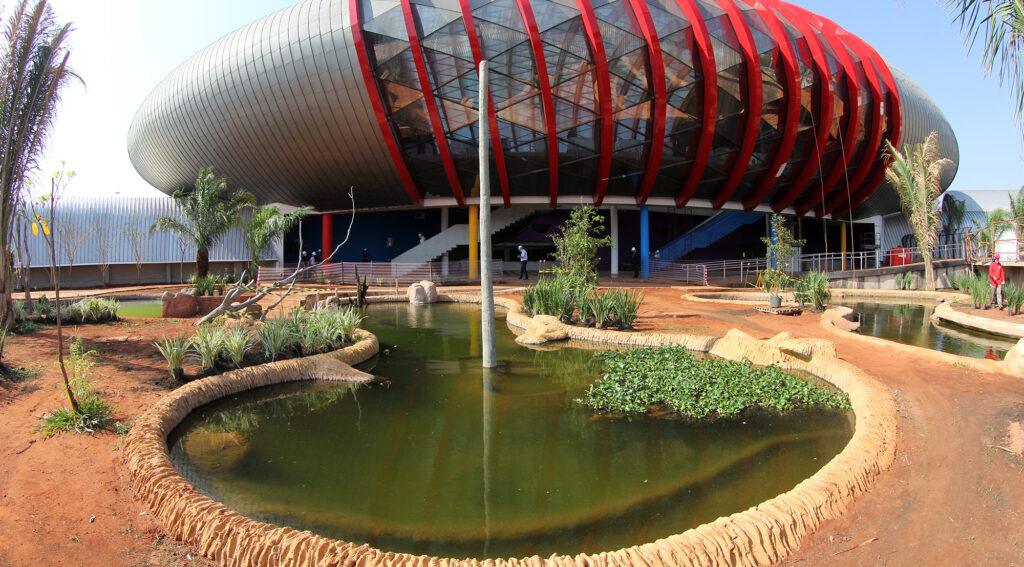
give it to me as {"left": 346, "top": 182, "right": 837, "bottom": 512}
{"left": 407, "top": 280, "right": 438, "bottom": 304}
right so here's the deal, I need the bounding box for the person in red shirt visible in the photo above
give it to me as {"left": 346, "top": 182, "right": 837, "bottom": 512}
{"left": 989, "top": 252, "right": 1005, "bottom": 308}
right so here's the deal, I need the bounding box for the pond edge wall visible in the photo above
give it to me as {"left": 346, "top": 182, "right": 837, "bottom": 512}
{"left": 123, "top": 295, "right": 898, "bottom": 567}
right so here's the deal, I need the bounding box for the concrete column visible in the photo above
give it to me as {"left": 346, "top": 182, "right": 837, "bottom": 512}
{"left": 478, "top": 59, "right": 496, "bottom": 368}
{"left": 469, "top": 205, "right": 479, "bottom": 278}
{"left": 321, "top": 213, "right": 334, "bottom": 264}
{"left": 610, "top": 206, "right": 619, "bottom": 277}
{"left": 640, "top": 205, "right": 650, "bottom": 279}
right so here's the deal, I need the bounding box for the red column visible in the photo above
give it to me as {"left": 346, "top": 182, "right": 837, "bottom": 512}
{"left": 321, "top": 213, "right": 333, "bottom": 264}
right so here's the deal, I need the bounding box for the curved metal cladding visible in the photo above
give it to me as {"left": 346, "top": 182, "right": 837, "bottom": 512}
{"left": 128, "top": 0, "right": 957, "bottom": 218}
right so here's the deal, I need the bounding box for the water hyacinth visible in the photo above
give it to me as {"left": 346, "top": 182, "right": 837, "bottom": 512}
{"left": 580, "top": 346, "right": 850, "bottom": 419}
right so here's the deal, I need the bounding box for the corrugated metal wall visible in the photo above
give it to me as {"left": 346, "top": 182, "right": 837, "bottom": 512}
{"left": 15, "top": 197, "right": 269, "bottom": 268}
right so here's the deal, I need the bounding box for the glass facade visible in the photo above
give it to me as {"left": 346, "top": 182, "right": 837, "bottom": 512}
{"left": 353, "top": 0, "right": 902, "bottom": 215}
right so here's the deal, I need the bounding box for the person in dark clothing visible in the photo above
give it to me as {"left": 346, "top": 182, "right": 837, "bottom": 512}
{"left": 518, "top": 245, "right": 529, "bottom": 280}
{"left": 361, "top": 249, "right": 369, "bottom": 262}
{"left": 631, "top": 247, "right": 639, "bottom": 278}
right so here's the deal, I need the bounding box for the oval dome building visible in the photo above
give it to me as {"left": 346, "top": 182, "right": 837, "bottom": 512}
{"left": 128, "top": 0, "right": 958, "bottom": 267}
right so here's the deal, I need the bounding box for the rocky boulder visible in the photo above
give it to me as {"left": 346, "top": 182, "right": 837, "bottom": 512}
{"left": 408, "top": 283, "right": 427, "bottom": 304}
{"left": 162, "top": 292, "right": 198, "bottom": 318}
{"left": 1005, "top": 339, "right": 1024, "bottom": 376}
{"left": 418, "top": 280, "right": 438, "bottom": 303}
{"left": 515, "top": 315, "right": 569, "bottom": 345}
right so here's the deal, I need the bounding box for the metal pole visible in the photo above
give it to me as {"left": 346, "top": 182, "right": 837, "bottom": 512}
{"left": 479, "top": 60, "right": 497, "bottom": 368}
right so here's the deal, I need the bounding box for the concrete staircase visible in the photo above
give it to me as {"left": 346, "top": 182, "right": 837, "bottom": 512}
{"left": 391, "top": 206, "right": 536, "bottom": 264}
{"left": 656, "top": 211, "right": 764, "bottom": 263}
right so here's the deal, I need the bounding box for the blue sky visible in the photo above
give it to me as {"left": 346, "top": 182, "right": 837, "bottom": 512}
{"left": 37, "top": 0, "right": 1024, "bottom": 202}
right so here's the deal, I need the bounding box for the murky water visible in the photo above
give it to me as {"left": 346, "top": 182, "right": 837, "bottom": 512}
{"left": 836, "top": 300, "right": 1014, "bottom": 360}
{"left": 116, "top": 299, "right": 162, "bottom": 318}
{"left": 169, "top": 303, "right": 852, "bottom": 559}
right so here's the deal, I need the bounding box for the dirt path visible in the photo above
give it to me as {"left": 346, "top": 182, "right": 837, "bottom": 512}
{"left": 0, "top": 286, "right": 1021, "bottom": 566}
{"left": 634, "top": 287, "right": 1024, "bottom": 566}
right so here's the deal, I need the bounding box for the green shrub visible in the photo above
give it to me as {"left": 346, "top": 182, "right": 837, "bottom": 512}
{"left": 154, "top": 335, "right": 189, "bottom": 380}
{"left": 583, "top": 291, "right": 614, "bottom": 328}
{"left": 74, "top": 297, "right": 118, "bottom": 322}
{"left": 190, "top": 327, "right": 227, "bottom": 372}
{"left": 801, "top": 271, "right": 831, "bottom": 309}
{"left": 951, "top": 272, "right": 974, "bottom": 292}
{"left": 37, "top": 338, "right": 113, "bottom": 436}
{"left": 34, "top": 296, "right": 53, "bottom": 320}
{"left": 1004, "top": 281, "right": 1024, "bottom": 315}
{"left": 257, "top": 318, "right": 295, "bottom": 361}
{"left": 37, "top": 394, "right": 114, "bottom": 436}
{"left": 605, "top": 288, "right": 644, "bottom": 328}
{"left": 968, "top": 275, "right": 991, "bottom": 308}
{"left": 223, "top": 326, "right": 254, "bottom": 367}
{"left": 580, "top": 347, "right": 851, "bottom": 419}
{"left": 523, "top": 278, "right": 571, "bottom": 318}
{"left": 11, "top": 300, "right": 26, "bottom": 322}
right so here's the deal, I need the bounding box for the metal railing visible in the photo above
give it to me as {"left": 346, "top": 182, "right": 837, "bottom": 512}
{"left": 257, "top": 260, "right": 506, "bottom": 287}
{"left": 650, "top": 261, "right": 708, "bottom": 285}
{"left": 667, "top": 242, "right": 970, "bottom": 286}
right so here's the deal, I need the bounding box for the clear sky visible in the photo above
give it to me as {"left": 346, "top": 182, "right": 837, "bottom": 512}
{"left": 35, "top": 0, "right": 1024, "bottom": 203}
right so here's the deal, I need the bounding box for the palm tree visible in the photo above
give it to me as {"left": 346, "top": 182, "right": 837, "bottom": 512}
{"left": 972, "top": 208, "right": 1011, "bottom": 255}
{"left": 151, "top": 168, "right": 254, "bottom": 279}
{"left": 0, "top": 0, "right": 77, "bottom": 330}
{"left": 1009, "top": 185, "right": 1024, "bottom": 258}
{"left": 243, "top": 204, "right": 310, "bottom": 278}
{"left": 947, "top": 0, "right": 1024, "bottom": 125}
{"left": 884, "top": 131, "right": 955, "bottom": 291}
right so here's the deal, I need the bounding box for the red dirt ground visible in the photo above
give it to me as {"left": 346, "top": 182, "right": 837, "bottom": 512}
{"left": 0, "top": 284, "right": 1021, "bottom": 567}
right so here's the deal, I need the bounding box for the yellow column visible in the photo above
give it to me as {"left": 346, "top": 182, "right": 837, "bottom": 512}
{"left": 469, "top": 205, "right": 479, "bottom": 278}
{"left": 840, "top": 221, "right": 847, "bottom": 271}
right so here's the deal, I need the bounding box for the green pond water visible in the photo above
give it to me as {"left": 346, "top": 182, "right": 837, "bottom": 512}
{"left": 116, "top": 299, "right": 162, "bottom": 318}
{"left": 836, "top": 300, "right": 1015, "bottom": 361}
{"left": 168, "top": 303, "right": 853, "bottom": 559}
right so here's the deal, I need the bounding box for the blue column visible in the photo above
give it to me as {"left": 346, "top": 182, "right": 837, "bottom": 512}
{"left": 769, "top": 215, "right": 778, "bottom": 269}
{"left": 640, "top": 205, "right": 650, "bottom": 279}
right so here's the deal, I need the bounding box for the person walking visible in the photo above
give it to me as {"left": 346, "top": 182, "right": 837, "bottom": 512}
{"left": 518, "top": 245, "right": 529, "bottom": 280}
{"left": 631, "top": 247, "right": 639, "bottom": 278}
{"left": 990, "top": 252, "right": 1005, "bottom": 308}
{"left": 418, "top": 233, "right": 425, "bottom": 244}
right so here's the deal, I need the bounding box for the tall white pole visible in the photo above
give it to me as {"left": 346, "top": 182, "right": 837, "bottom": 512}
{"left": 479, "top": 60, "right": 496, "bottom": 368}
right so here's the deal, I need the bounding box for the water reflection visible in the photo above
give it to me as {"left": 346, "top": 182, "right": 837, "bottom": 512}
{"left": 837, "top": 300, "right": 1014, "bottom": 360}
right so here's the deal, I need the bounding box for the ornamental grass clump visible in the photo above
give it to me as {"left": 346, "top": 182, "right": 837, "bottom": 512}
{"left": 580, "top": 346, "right": 850, "bottom": 419}
{"left": 968, "top": 275, "right": 991, "bottom": 308}
{"left": 37, "top": 338, "right": 114, "bottom": 436}
{"left": 223, "top": 326, "right": 254, "bottom": 368}
{"left": 1004, "top": 281, "right": 1023, "bottom": 315}
{"left": 257, "top": 318, "right": 295, "bottom": 361}
{"left": 154, "top": 335, "right": 189, "bottom": 380}
{"left": 190, "top": 327, "right": 227, "bottom": 374}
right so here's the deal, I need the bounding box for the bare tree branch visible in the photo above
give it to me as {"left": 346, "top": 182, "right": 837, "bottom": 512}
{"left": 195, "top": 187, "right": 357, "bottom": 325}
